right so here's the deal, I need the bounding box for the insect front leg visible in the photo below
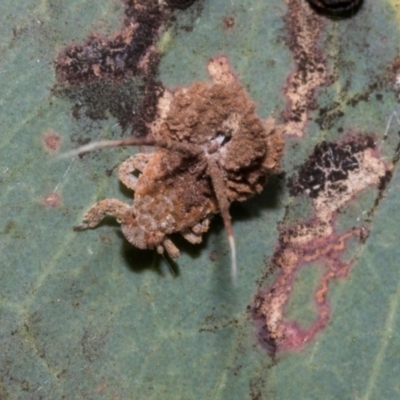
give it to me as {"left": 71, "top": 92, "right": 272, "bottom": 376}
{"left": 181, "top": 230, "right": 202, "bottom": 244}
{"left": 119, "top": 153, "right": 153, "bottom": 191}
{"left": 74, "top": 199, "right": 130, "bottom": 231}
{"left": 192, "top": 218, "right": 210, "bottom": 235}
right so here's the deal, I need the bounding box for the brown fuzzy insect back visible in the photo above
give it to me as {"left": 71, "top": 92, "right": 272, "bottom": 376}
{"left": 156, "top": 82, "right": 283, "bottom": 203}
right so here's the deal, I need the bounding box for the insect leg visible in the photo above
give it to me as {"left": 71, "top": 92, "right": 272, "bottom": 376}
{"left": 74, "top": 199, "right": 130, "bottom": 231}
{"left": 192, "top": 218, "right": 210, "bottom": 235}
{"left": 57, "top": 137, "right": 203, "bottom": 160}
{"left": 181, "top": 230, "right": 202, "bottom": 244}
{"left": 161, "top": 238, "right": 180, "bottom": 261}
{"left": 119, "top": 153, "right": 153, "bottom": 191}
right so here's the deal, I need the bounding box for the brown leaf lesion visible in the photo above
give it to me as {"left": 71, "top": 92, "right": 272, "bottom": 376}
{"left": 282, "top": 0, "right": 329, "bottom": 137}
{"left": 56, "top": 0, "right": 199, "bottom": 85}
{"left": 54, "top": 0, "right": 200, "bottom": 136}
{"left": 251, "top": 136, "right": 389, "bottom": 355}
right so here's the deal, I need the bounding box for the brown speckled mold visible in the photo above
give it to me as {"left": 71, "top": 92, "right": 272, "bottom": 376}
{"left": 282, "top": 0, "right": 329, "bottom": 137}
{"left": 55, "top": 0, "right": 200, "bottom": 136}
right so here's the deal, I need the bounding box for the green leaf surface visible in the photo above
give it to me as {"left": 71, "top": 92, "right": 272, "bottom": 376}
{"left": 1, "top": 0, "right": 400, "bottom": 398}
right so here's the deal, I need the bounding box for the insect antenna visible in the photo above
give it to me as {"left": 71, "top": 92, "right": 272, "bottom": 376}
{"left": 56, "top": 137, "right": 203, "bottom": 160}
{"left": 207, "top": 158, "right": 237, "bottom": 284}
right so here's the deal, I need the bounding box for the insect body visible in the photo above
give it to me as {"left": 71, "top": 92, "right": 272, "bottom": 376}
{"left": 68, "top": 81, "right": 283, "bottom": 280}
{"left": 75, "top": 146, "right": 217, "bottom": 261}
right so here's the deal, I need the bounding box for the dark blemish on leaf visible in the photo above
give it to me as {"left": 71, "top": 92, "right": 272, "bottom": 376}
{"left": 358, "top": 226, "right": 370, "bottom": 244}
{"left": 199, "top": 313, "right": 219, "bottom": 333}
{"left": 100, "top": 233, "right": 113, "bottom": 245}
{"left": 58, "top": 79, "right": 163, "bottom": 136}
{"left": 315, "top": 79, "right": 387, "bottom": 131}
{"left": 54, "top": 1, "right": 197, "bottom": 137}
{"left": 132, "top": 80, "right": 165, "bottom": 137}
{"left": 56, "top": 370, "right": 67, "bottom": 380}
{"left": 165, "top": 0, "right": 198, "bottom": 9}
{"left": 41, "top": 192, "right": 62, "bottom": 208}
{"left": 369, "top": 169, "right": 396, "bottom": 218}
{"left": 347, "top": 91, "right": 370, "bottom": 106}
{"left": 306, "top": 0, "right": 363, "bottom": 16}
{"left": 81, "top": 329, "right": 106, "bottom": 362}
{"left": 315, "top": 102, "right": 344, "bottom": 130}
{"left": 21, "top": 381, "right": 29, "bottom": 392}
{"left": 249, "top": 377, "right": 265, "bottom": 400}
{"left": 288, "top": 135, "right": 374, "bottom": 198}
{"left": 375, "top": 93, "right": 383, "bottom": 101}
{"left": 4, "top": 220, "right": 16, "bottom": 235}
{"left": 378, "top": 170, "right": 393, "bottom": 192}
{"left": 223, "top": 16, "right": 235, "bottom": 31}
{"left": 209, "top": 250, "right": 217, "bottom": 262}
{"left": 42, "top": 130, "right": 62, "bottom": 154}
{"left": 179, "top": 24, "right": 194, "bottom": 33}
{"left": 105, "top": 168, "right": 114, "bottom": 177}
{"left": 391, "top": 57, "right": 400, "bottom": 99}
{"left": 72, "top": 300, "right": 80, "bottom": 309}
{"left": 346, "top": 82, "right": 379, "bottom": 107}
{"left": 199, "top": 313, "right": 239, "bottom": 334}
{"left": 2, "top": 221, "right": 26, "bottom": 242}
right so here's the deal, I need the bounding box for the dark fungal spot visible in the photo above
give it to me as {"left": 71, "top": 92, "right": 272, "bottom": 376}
{"left": 288, "top": 136, "right": 375, "bottom": 198}
{"left": 165, "top": 0, "right": 198, "bottom": 9}
{"left": 307, "top": 0, "right": 363, "bottom": 15}
{"left": 223, "top": 16, "right": 235, "bottom": 31}
{"left": 54, "top": 1, "right": 175, "bottom": 136}
{"left": 209, "top": 250, "right": 217, "bottom": 262}
{"left": 55, "top": 2, "right": 167, "bottom": 85}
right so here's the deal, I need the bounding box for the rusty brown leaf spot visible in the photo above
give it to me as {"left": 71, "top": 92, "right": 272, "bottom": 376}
{"left": 42, "top": 130, "right": 62, "bottom": 154}
{"left": 223, "top": 16, "right": 235, "bottom": 31}
{"left": 42, "top": 192, "right": 62, "bottom": 208}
